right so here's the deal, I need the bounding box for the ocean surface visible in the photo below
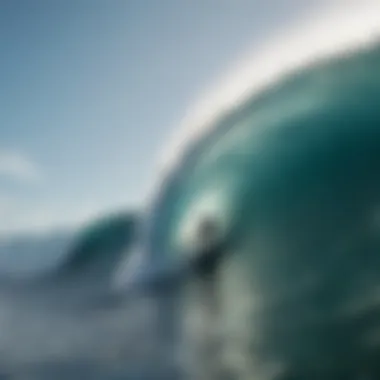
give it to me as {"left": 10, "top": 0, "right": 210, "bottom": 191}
{"left": 0, "top": 213, "right": 184, "bottom": 380}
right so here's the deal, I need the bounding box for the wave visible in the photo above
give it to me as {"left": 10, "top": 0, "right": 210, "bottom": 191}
{"left": 141, "top": 31, "right": 380, "bottom": 380}
{"left": 0, "top": 211, "right": 140, "bottom": 317}
{"left": 2, "top": 5, "right": 380, "bottom": 379}
{"left": 57, "top": 211, "right": 138, "bottom": 279}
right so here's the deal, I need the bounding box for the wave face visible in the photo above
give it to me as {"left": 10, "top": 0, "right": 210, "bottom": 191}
{"left": 143, "top": 43, "right": 380, "bottom": 378}
{"left": 58, "top": 212, "right": 138, "bottom": 278}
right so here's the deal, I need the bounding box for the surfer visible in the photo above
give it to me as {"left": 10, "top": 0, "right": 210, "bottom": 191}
{"left": 184, "top": 217, "right": 233, "bottom": 380}
{"left": 188, "top": 217, "right": 228, "bottom": 279}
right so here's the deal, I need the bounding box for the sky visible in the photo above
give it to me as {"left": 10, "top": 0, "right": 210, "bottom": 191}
{"left": 0, "top": 0, "right": 333, "bottom": 235}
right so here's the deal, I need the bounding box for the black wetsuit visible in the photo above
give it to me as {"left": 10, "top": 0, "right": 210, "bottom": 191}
{"left": 189, "top": 238, "right": 228, "bottom": 279}
{"left": 185, "top": 237, "right": 232, "bottom": 380}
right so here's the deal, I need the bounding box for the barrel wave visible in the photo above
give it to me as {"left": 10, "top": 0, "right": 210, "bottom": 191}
{"left": 142, "top": 41, "right": 380, "bottom": 378}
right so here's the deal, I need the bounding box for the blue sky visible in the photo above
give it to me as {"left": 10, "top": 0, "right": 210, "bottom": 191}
{"left": 0, "top": 0, "right": 326, "bottom": 234}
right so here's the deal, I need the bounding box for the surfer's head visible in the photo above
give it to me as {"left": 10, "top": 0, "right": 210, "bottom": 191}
{"left": 197, "top": 217, "right": 217, "bottom": 239}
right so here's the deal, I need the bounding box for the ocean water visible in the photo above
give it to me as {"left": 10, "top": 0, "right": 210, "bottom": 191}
{"left": 0, "top": 288, "right": 179, "bottom": 379}
{"left": 0, "top": 213, "right": 184, "bottom": 380}
{"left": 140, "top": 41, "right": 380, "bottom": 379}
{"left": 3, "top": 16, "right": 380, "bottom": 380}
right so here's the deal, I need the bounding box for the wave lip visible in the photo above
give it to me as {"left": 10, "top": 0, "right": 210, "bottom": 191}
{"left": 147, "top": 2, "right": 380, "bottom": 208}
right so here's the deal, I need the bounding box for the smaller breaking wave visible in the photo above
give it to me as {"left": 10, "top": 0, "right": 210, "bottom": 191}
{"left": 0, "top": 211, "right": 140, "bottom": 312}
{"left": 57, "top": 211, "right": 138, "bottom": 279}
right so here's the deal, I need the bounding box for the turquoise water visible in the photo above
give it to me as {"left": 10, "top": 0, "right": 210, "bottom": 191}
{"left": 143, "top": 43, "right": 380, "bottom": 378}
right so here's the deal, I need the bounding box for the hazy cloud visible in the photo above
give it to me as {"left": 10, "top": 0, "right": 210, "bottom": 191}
{"left": 0, "top": 150, "right": 42, "bottom": 183}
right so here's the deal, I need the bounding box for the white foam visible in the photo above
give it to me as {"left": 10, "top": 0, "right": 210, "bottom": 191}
{"left": 144, "top": 2, "right": 380, "bottom": 209}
